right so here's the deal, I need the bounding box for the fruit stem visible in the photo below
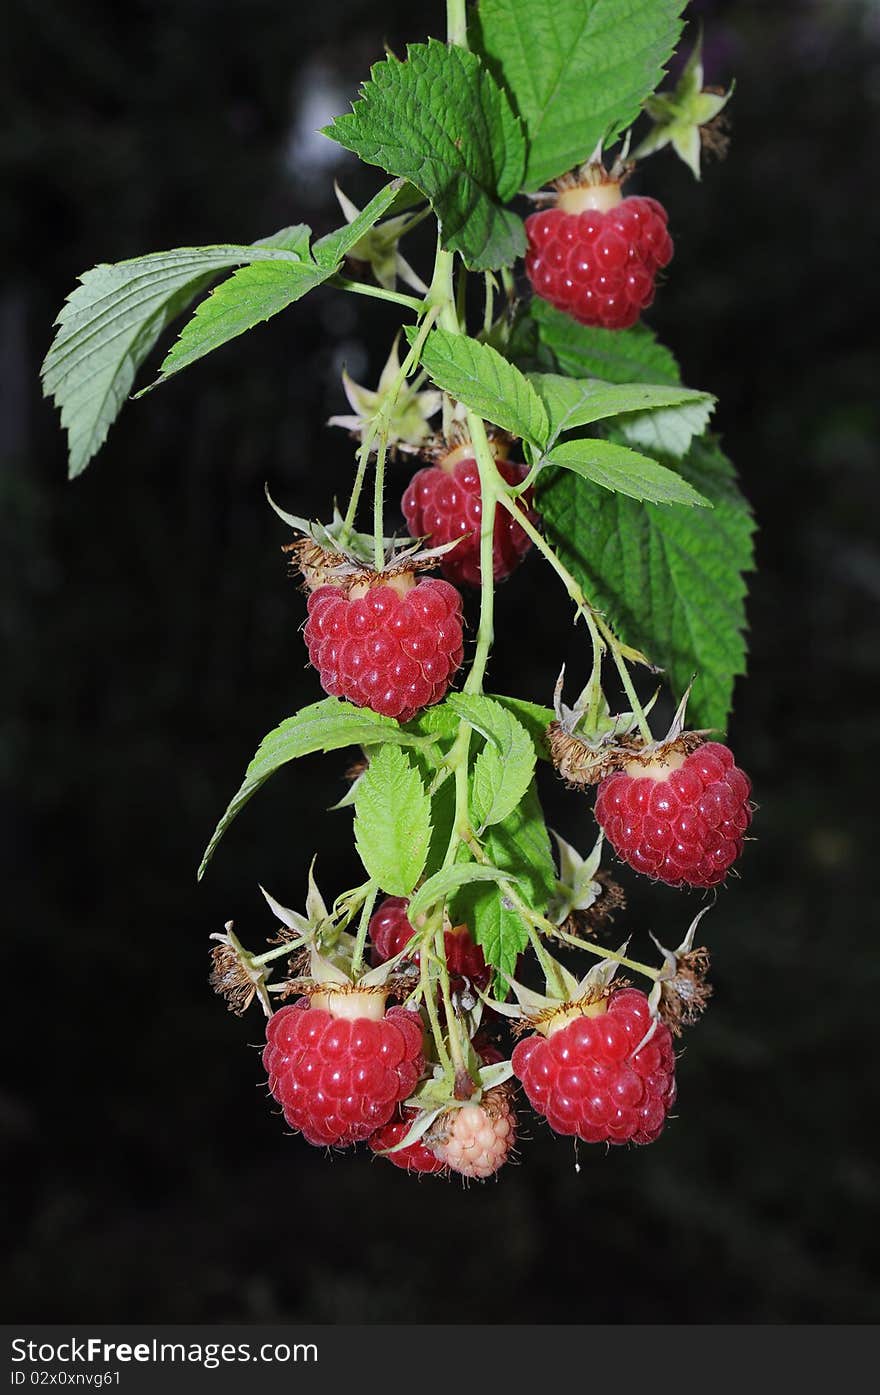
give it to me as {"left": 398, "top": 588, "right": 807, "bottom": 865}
{"left": 372, "top": 432, "right": 389, "bottom": 571}
{"left": 349, "top": 880, "right": 379, "bottom": 980}
{"left": 446, "top": 0, "right": 468, "bottom": 47}
{"left": 594, "top": 613, "right": 654, "bottom": 744}
{"left": 330, "top": 276, "right": 424, "bottom": 313}
{"left": 338, "top": 304, "right": 439, "bottom": 547}
{"left": 463, "top": 412, "right": 499, "bottom": 696}
{"left": 551, "top": 926, "right": 661, "bottom": 982}
{"left": 251, "top": 936, "right": 308, "bottom": 968}
{"left": 420, "top": 932, "right": 454, "bottom": 1076}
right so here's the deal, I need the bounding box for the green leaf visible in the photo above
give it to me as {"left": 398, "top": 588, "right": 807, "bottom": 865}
{"left": 412, "top": 328, "right": 549, "bottom": 446}
{"left": 151, "top": 184, "right": 407, "bottom": 390}
{"left": 485, "top": 695, "right": 554, "bottom": 757}
{"left": 444, "top": 694, "right": 535, "bottom": 830}
{"left": 476, "top": 0, "right": 686, "bottom": 190}
{"left": 471, "top": 734, "right": 534, "bottom": 831}
{"left": 407, "top": 862, "right": 515, "bottom": 923}
{"left": 617, "top": 396, "right": 716, "bottom": 459}
{"left": 42, "top": 236, "right": 313, "bottom": 477}
{"left": 311, "top": 179, "right": 411, "bottom": 268}
{"left": 453, "top": 780, "right": 556, "bottom": 979}
{"left": 536, "top": 436, "right": 756, "bottom": 730}
{"left": 529, "top": 304, "right": 681, "bottom": 385}
{"left": 545, "top": 438, "right": 710, "bottom": 507}
{"left": 198, "top": 699, "right": 428, "bottom": 878}
{"left": 529, "top": 371, "right": 714, "bottom": 446}
{"left": 354, "top": 745, "right": 432, "bottom": 897}
{"left": 324, "top": 39, "right": 526, "bottom": 271}
{"left": 148, "top": 259, "right": 332, "bottom": 388}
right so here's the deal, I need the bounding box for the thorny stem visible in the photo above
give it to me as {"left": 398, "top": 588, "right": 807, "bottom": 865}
{"left": 420, "top": 934, "right": 453, "bottom": 1076}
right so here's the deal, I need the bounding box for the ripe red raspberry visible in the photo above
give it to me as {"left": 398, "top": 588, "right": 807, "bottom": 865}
{"left": 525, "top": 182, "right": 673, "bottom": 330}
{"left": 512, "top": 988, "right": 675, "bottom": 1145}
{"left": 368, "top": 1108, "right": 448, "bottom": 1174}
{"left": 369, "top": 896, "right": 490, "bottom": 992}
{"left": 302, "top": 572, "right": 464, "bottom": 723}
{"left": 431, "top": 1088, "right": 516, "bottom": 1179}
{"left": 262, "top": 996, "right": 424, "bottom": 1148}
{"left": 595, "top": 741, "right": 752, "bottom": 887}
{"left": 401, "top": 446, "right": 534, "bottom": 587}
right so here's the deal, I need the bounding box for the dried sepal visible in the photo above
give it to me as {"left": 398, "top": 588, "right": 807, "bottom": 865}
{"left": 647, "top": 907, "right": 714, "bottom": 1036}
{"left": 208, "top": 923, "right": 272, "bottom": 1018}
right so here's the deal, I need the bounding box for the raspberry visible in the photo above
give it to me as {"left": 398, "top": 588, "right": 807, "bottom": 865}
{"left": 369, "top": 1109, "right": 448, "bottom": 1174}
{"left": 369, "top": 896, "right": 490, "bottom": 992}
{"left": 401, "top": 448, "right": 534, "bottom": 587}
{"left": 525, "top": 186, "right": 673, "bottom": 330}
{"left": 302, "top": 572, "right": 464, "bottom": 723}
{"left": 512, "top": 988, "right": 675, "bottom": 1145}
{"left": 595, "top": 741, "right": 752, "bottom": 887}
{"left": 431, "top": 1088, "right": 516, "bottom": 1179}
{"left": 262, "top": 996, "right": 424, "bottom": 1147}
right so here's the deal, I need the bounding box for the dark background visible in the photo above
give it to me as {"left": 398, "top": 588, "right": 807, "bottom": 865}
{"left": 2, "top": 0, "right": 878, "bottom": 1323}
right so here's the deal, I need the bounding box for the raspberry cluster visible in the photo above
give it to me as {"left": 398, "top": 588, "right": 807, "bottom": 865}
{"left": 512, "top": 988, "right": 675, "bottom": 1144}
{"left": 369, "top": 895, "right": 490, "bottom": 992}
{"left": 402, "top": 451, "right": 534, "bottom": 588}
{"left": 263, "top": 998, "right": 423, "bottom": 1147}
{"left": 595, "top": 741, "right": 752, "bottom": 887}
{"left": 303, "top": 576, "right": 464, "bottom": 722}
{"left": 525, "top": 193, "right": 673, "bottom": 329}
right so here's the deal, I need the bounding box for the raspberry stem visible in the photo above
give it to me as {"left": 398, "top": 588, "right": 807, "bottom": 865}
{"left": 350, "top": 879, "right": 379, "bottom": 980}
{"left": 329, "top": 276, "right": 424, "bottom": 313}
{"left": 549, "top": 925, "right": 661, "bottom": 982}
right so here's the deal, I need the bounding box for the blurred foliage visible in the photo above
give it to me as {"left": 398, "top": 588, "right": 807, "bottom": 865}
{"left": 1, "top": 0, "right": 879, "bottom": 1322}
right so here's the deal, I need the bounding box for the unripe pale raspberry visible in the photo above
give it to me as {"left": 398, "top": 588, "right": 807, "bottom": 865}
{"left": 263, "top": 998, "right": 424, "bottom": 1148}
{"left": 369, "top": 896, "right": 490, "bottom": 992}
{"left": 431, "top": 1088, "right": 516, "bottom": 1179}
{"left": 368, "top": 1108, "right": 448, "bottom": 1174}
{"left": 525, "top": 191, "right": 673, "bottom": 330}
{"left": 401, "top": 451, "right": 535, "bottom": 587}
{"left": 302, "top": 573, "right": 464, "bottom": 723}
{"left": 512, "top": 988, "right": 675, "bottom": 1145}
{"left": 595, "top": 741, "right": 752, "bottom": 887}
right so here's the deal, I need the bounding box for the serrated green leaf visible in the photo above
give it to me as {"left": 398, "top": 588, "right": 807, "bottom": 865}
{"left": 484, "top": 695, "right": 554, "bottom": 757}
{"left": 453, "top": 780, "right": 556, "bottom": 979}
{"left": 536, "top": 436, "right": 755, "bottom": 730}
{"left": 148, "top": 259, "right": 332, "bottom": 388}
{"left": 311, "top": 179, "right": 410, "bottom": 268}
{"left": 42, "top": 237, "right": 313, "bottom": 477}
{"left": 353, "top": 745, "right": 431, "bottom": 897}
{"left": 476, "top": 0, "right": 686, "bottom": 190}
{"left": 412, "top": 328, "right": 549, "bottom": 446}
{"left": 324, "top": 39, "right": 526, "bottom": 271}
{"left": 617, "top": 396, "right": 716, "bottom": 459}
{"left": 545, "top": 438, "right": 710, "bottom": 507}
{"left": 444, "top": 694, "right": 536, "bottom": 830}
{"left": 198, "top": 699, "right": 429, "bottom": 878}
{"left": 528, "top": 371, "right": 714, "bottom": 448}
{"left": 407, "top": 862, "right": 515, "bottom": 923}
{"left": 529, "top": 304, "right": 681, "bottom": 386}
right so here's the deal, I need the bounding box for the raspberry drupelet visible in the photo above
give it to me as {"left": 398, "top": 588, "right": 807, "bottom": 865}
{"left": 431, "top": 1089, "right": 516, "bottom": 1179}
{"left": 512, "top": 987, "right": 675, "bottom": 1145}
{"left": 402, "top": 443, "right": 535, "bottom": 588}
{"left": 595, "top": 741, "right": 752, "bottom": 887}
{"left": 263, "top": 994, "right": 424, "bottom": 1148}
{"left": 525, "top": 172, "right": 673, "bottom": 330}
{"left": 303, "top": 569, "right": 464, "bottom": 723}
